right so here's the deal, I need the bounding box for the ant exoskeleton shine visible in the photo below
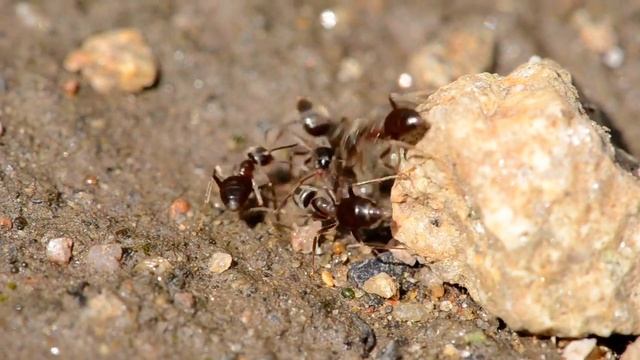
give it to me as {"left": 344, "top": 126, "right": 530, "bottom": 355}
{"left": 296, "top": 98, "right": 334, "bottom": 137}
{"left": 206, "top": 143, "right": 297, "bottom": 211}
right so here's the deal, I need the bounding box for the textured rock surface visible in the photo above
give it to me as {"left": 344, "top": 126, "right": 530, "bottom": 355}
{"left": 391, "top": 58, "right": 640, "bottom": 337}
{"left": 64, "top": 28, "right": 157, "bottom": 93}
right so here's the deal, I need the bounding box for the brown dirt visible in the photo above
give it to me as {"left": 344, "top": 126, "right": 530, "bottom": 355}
{"left": 0, "top": 0, "right": 637, "bottom": 359}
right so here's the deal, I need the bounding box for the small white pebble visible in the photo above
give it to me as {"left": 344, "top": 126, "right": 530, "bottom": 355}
{"left": 439, "top": 300, "right": 453, "bottom": 312}
{"left": 87, "top": 244, "right": 122, "bottom": 273}
{"left": 603, "top": 46, "right": 624, "bottom": 68}
{"left": 362, "top": 272, "right": 398, "bottom": 299}
{"left": 208, "top": 252, "right": 233, "bottom": 274}
{"left": 320, "top": 9, "right": 337, "bottom": 29}
{"left": 50, "top": 347, "right": 60, "bottom": 356}
{"left": 46, "top": 237, "right": 73, "bottom": 265}
{"left": 398, "top": 73, "right": 413, "bottom": 88}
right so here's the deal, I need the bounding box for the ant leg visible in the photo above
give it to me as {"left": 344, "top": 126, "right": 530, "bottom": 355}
{"left": 205, "top": 167, "right": 224, "bottom": 204}
{"left": 251, "top": 179, "right": 264, "bottom": 206}
{"left": 276, "top": 171, "right": 318, "bottom": 212}
{"left": 353, "top": 175, "right": 400, "bottom": 187}
{"left": 311, "top": 221, "right": 337, "bottom": 273}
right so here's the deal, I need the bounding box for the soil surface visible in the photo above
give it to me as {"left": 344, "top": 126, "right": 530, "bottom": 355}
{"left": 0, "top": 0, "right": 638, "bottom": 359}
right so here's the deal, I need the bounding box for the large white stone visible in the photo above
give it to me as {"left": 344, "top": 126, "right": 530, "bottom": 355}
{"left": 391, "top": 58, "right": 640, "bottom": 337}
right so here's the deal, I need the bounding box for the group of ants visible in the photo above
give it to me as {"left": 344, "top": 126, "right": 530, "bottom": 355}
{"left": 206, "top": 94, "right": 430, "bottom": 270}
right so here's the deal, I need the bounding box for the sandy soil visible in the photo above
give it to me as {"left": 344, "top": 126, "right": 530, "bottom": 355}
{"left": 0, "top": 0, "right": 638, "bottom": 359}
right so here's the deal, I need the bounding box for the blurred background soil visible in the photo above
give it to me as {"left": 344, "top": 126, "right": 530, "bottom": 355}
{"left": 0, "top": 0, "right": 638, "bottom": 359}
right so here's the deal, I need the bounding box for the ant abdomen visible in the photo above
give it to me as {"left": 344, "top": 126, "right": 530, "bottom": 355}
{"left": 336, "top": 195, "right": 385, "bottom": 230}
{"left": 215, "top": 175, "right": 253, "bottom": 211}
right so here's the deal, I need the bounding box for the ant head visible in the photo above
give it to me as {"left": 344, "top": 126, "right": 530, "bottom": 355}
{"left": 297, "top": 98, "right": 313, "bottom": 113}
{"left": 314, "top": 146, "right": 334, "bottom": 170}
{"left": 247, "top": 146, "right": 273, "bottom": 166}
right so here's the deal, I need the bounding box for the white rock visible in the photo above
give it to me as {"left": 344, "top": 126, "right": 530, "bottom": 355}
{"left": 392, "top": 58, "right": 640, "bottom": 336}
{"left": 362, "top": 272, "right": 398, "bottom": 299}
{"left": 562, "top": 339, "right": 597, "bottom": 360}
{"left": 87, "top": 244, "right": 122, "bottom": 273}
{"left": 208, "top": 252, "right": 232, "bottom": 274}
{"left": 46, "top": 237, "right": 73, "bottom": 265}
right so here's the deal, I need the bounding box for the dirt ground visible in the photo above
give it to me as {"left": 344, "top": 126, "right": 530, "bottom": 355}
{"left": 1, "top": 0, "right": 639, "bottom": 359}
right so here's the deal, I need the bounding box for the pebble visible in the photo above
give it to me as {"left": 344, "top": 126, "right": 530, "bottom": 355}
{"left": 418, "top": 267, "right": 445, "bottom": 298}
{"left": 320, "top": 270, "right": 335, "bottom": 287}
{"left": 134, "top": 257, "right": 173, "bottom": 275}
{"left": 439, "top": 300, "right": 454, "bottom": 312}
{"left": 290, "top": 221, "right": 321, "bottom": 254}
{"left": 64, "top": 28, "right": 157, "bottom": 93}
{"left": 362, "top": 272, "right": 398, "bottom": 299}
{"left": 173, "top": 291, "right": 195, "bottom": 309}
{"left": 62, "top": 79, "right": 80, "bottom": 96}
{"left": 87, "top": 244, "right": 122, "bottom": 273}
{"left": 442, "top": 344, "right": 460, "bottom": 359}
{"left": 13, "top": 216, "right": 27, "bottom": 230}
{"left": 0, "top": 217, "right": 12, "bottom": 230}
{"left": 393, "top": 303, "right": 431, "bottom": 322}
{"left": 562, "top": 339, "right": 597, "bottom": 360}
{"left": 15, "top": 2, "right": 51, "bottom": 31}
{"left": 46, "top": 237, "right": 73, "bottom": 265}
{"left": 341, "top": 287, "right": 356, "bottom": 299}
{"left": 83, "top": 291, "right": 132, "bottom": 335}
{"left": 347, "top": 252, "right": 408, "bottom": 288}
{"left": 169, "top": 198, "right": 191, "bottom": 221}
{"left": 208, "top": 252, "right": 232, "bottom": 274}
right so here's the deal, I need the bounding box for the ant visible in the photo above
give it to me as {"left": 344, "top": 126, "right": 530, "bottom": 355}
{"left": 296, "top": 98, "right": 334, "bottom": 137}
{"left": 381, "top": 95, "right": 429, "bottom": 143}
{"left": 206, "top": 143, "right": 297, "bottom": 211}
{"left": 287, "top": 176, "right": 398, "bottom": 271}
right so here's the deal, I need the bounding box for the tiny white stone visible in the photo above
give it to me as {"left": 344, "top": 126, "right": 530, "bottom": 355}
{"left": 46, "top": 237, "right": 73, "bottom": 265}
{"left": 398, "top": 73, "right": 413, "bottom": 88}
{"left": 208, "top": 252, "right": 233, "bottom": 274}
{"left": 320, "top": 9, "right": 337, "bottom": 29}
{"left": 603, "top": 46, "right": 624, "bottom": 69}
{"left": 50, "top": 347, "right": 60, "bottom": 356}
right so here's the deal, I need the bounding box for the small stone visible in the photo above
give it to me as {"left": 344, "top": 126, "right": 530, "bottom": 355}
{"left": 83, "top": 291, "right": 132, "bottom": 335}
{"left": 362, "top": 273, "right": 398, "bottom": 299}
{"left": 84, "top": 175, "right": 98, "bottom": 186}
{"left": 439, "top": 300, "right": 453, "bottom": 312}
{"left": 13, "top": 216, "right": 27, "bottom": 230}
{"left": 0, "top": 217, "right": 12, "bottom": 231}
{"left": 291, "top": 221, "right": 321, "bottom": 254}
{"left": 442, "top": 344, "right": 460, "bottom": 359}
{"left": 562, "top": 338, "right": 597, "bottom": 360}
{"left": 15, "top": 2, "right": 51, "bottom": 31}
{"left": 87, "top": 244, "right": 122, "bottom": 273}
{"left": 135, "top": 257, "right": 172, "bottom": 275}
{"left": 169, "top": 198, "right": 191, "bottom": 221}
{"left": 46, "top": 237, "right": 73, "bottom": 265}
{"left": 173, "top": 291, "right": 195, "bottom": 309}
{"left": 341, "top": 287, "right": 356, "bottom": 299}
{"left": 62, "top": 79, "right": 80, "bottom": 96}
{"left": 320, "top": 270, "right": 335, "bottom": 287}
{"left": 393, "top": 303, "right": 431, "bottom": 322}
{"left": 332, "top": 242, "right": 346, "bottom": 255}
{"left": 208, "top": 252, "right": 232, "bottom": 274}
{"left": 64, "top": 28, "right": 157, "bottom": 93}
{"left": 347, "top": 252, "right": 408, "bottom": 288}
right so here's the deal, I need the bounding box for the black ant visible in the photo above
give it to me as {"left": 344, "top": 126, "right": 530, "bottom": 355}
{"left": 381, "top": 95, "right": 429, "bottom": 143}
{"left": 296, "top": 98, "right": 334, "bottom": 137}
{"left": 286, "top": 177, "right": 398, "bottom": 270}
{"left": 206, "top": 143, "right": 297, "bottom": 211}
